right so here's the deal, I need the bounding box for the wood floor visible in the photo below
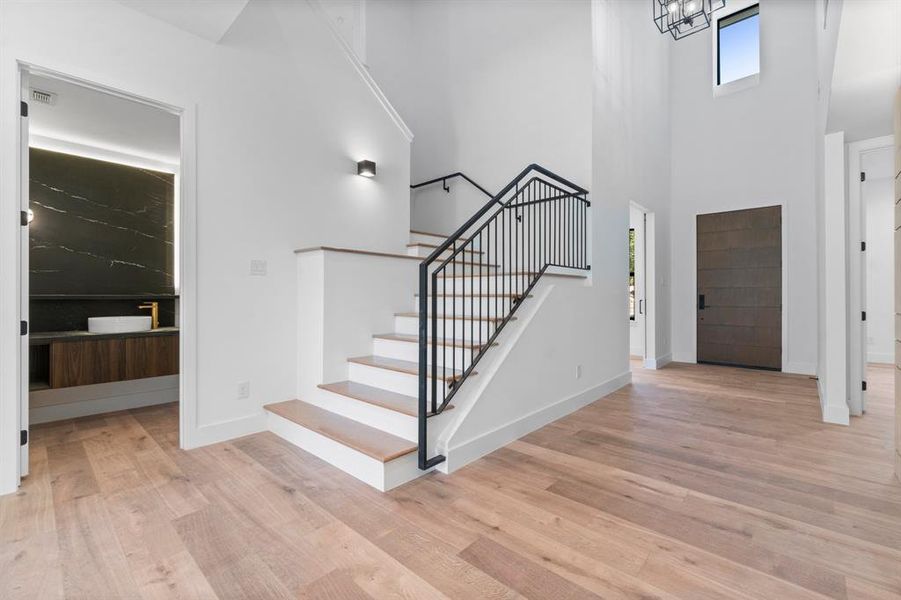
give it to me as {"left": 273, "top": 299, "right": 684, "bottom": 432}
{"left": 2, "top": 361, "right": 900, "bottom": 599}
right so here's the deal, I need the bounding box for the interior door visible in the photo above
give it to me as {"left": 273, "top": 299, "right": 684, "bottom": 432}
{"left": 19, "top": 71, "right": 30, "bottom": 478}
{"left": 697, "top": 205, "right": 782, "bottom": 370}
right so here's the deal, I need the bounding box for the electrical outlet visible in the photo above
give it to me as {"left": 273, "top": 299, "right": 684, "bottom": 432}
{"left": 576, "top": 364, "right": 583, "bottom": 379}
{"left": 250, "top": 260, "right": 267, "bottom": 276}
{"left": 237, "top": 381, "right": 250, "bottom": 399}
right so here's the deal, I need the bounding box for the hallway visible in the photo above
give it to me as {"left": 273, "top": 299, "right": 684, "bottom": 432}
{"left": 2, "top": 361, "right": 898, "bottom": 599}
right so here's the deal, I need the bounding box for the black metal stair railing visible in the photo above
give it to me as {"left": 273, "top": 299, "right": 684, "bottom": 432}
{"left": 417, "top": 164, "right": 590, "bottom": 470}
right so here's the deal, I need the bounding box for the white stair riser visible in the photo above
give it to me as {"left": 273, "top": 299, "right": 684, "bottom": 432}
{"left": 410, "top": 231, "right": 485, "bottom": 249}
{"left": 348, "top": 362, "right": 455, "bottom": 397}
{"left": 306, "top": 387, "right": 417, "bottom": 441}
{"left": 434, "top": 276, "right": 532, "bottom": 295}
{"left": 373, "top": 337, "right": 473, "bottom": 366}
{"left": 413, "top": 296, "right": 514, "bottom": 315}
{"left": 395, "top": 314, "right": 496, "bottom": 339}
{"left": 425, "top": 263, "right": 499, "bottom": 276}
{"left": 268, "top": 411, "right": 391, "bottom": 491}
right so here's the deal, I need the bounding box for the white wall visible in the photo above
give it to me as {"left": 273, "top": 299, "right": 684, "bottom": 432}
{"left": 367, "top": 0, "right": 593, "bottom": 233}
{"left": 670, "top": 0, "right": 819, "bottom": 374}
{"left": 0, "top": 0, "right": 411, "bottom": 493}
{"left": 865, "top": 176, "right": 895, "bottom": 363}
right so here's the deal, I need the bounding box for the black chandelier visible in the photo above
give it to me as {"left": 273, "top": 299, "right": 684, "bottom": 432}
{"left": 653, "top": 0, "right": 726, "bottom": 40}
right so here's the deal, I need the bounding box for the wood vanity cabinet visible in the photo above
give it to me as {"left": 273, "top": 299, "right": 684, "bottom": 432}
{"left": 124, "top": 335, "right": 179, "bottom": 380}
{"left": 48, "top": 334, "right": 178, "bottom": 389}
{"left": 50, "top": 339, "right": 125, "bottom": 388}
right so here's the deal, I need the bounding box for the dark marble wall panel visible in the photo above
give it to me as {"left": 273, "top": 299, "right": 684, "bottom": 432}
{"left": 30, "top": 297, "right": 176, "bottom": 333}
{"left": 29, "top": 148, "right": 175, "bottom": 295}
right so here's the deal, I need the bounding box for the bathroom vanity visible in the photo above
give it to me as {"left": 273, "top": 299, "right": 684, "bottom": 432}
{"left": 29, "top": 328, "right": 179, "bottom": 390}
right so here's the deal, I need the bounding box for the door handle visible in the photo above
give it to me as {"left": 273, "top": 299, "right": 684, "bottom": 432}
{"left": 639, "top": 299, "right": 644, "bottom": 315}
{"left": 698, "top": 294, "right": 706, "bottom": 310}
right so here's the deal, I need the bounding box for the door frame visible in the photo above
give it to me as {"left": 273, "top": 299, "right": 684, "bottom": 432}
{"left": 693, "top": 203, "right": 787, "bottom": 371}
{"left": 629, "top": 203, "right": 646, "bottom": 360}
{"left": 847, "top": 135, "right": 895, "bottom": 416}
{"left": 0, "top": 62, "right": 198, "bottom": 493}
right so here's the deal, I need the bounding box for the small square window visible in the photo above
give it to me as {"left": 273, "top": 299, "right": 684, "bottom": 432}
{"left": 717, "top": 4, "right": 759, "bottom": 85}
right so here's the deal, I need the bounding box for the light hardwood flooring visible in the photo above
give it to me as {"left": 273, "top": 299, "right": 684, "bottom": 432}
{"left": 2, "top": 361, "right": 900, "bottom": 599}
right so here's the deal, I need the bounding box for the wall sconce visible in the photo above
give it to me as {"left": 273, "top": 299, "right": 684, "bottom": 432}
{"left": 357, "top": 160, "right": 376, "bottom": 178}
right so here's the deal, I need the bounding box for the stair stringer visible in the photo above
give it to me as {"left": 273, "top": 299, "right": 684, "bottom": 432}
{"left": 432, "top": 270, "right": 632, "bottom": 474}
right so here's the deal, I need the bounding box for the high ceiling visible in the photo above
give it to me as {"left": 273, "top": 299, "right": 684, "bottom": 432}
{"left": 828, "top": 0, "right": 901, "bottom": 142}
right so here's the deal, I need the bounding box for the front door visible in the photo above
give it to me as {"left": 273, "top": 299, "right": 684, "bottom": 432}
{"left": 696, "top": 205, "right": 781, "bottom": 370}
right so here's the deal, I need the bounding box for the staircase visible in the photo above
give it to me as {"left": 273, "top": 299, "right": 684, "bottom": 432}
{"left": 266, "top": 165, "right": 590, "bottom": 491}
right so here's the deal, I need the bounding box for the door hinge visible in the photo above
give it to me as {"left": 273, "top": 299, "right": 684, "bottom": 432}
{"left": 861, "top": 241, "right": 866, "bottom": 251}
{"left": 862, "top": 311, "right": 867, "bottom": 321}
{"left": 20, "top": 210, "right": 29, "bottom": 226}
{"left": 20, "top": 430, "right": 27, "bottom": 446}
{"left": 862, "top": 380, "right": 867, "bottom": 391}
{"left": 20, "top": 320, "right": 27, "bottom": 336}
{"left": 860, "top": 172, "right": 866, "bottom": 182}
{"left": 20, "top": 101, "right": 28, "bottom": 117}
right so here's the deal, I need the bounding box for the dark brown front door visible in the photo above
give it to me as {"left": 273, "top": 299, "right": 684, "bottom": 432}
{"left": 696, "top": 205, "right": 781, "bottom": 370}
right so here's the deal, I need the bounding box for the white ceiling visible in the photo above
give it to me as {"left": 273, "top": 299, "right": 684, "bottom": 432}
{"left": 116, "top": 0, "right": 249, "bottom": 43}
{"left": 828, "top": 0, "right": 901, "bottom": 142}
{"left": 28, "top": 74, "right": 180, "bottom": 168}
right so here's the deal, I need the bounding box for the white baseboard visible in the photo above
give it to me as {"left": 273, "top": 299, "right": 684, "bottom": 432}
{"left": 441, "top": 370, "right": 632, "bottom": 473}
{"left": 185, "top": 412, "right": 267, "bottom": 449}
{"left": 644, "top": 353, "right": 672, "bottom": 370}
{"left": 784, "top": 361, "right": 817, "bottom": 375}
{"left": 866, "top": 352, "right": 894, "bottom": 365}
{"left": 817, "top": 378, "right": 850, "bottom": 426}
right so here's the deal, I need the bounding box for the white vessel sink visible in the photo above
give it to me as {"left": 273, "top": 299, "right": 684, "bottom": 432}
{"left": 88, "top": 316, "right": 152, "bottom": 334}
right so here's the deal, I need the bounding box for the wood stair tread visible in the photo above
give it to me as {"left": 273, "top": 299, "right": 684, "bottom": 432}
{"left": 395, "top": 312, "right": 511, "bottom": 323}
{"left": 348, "top": 355, "right": 472, "bottom": 381}
{"left": 263, "top": 400, "right": 416, "bottom": 462}
{"left": 318, "top": 381, "right": 453, "bottom": 417}
{"left": 407, "top": 242, "right": 483, "bottom": 255}
{"left": 373, "top": 332, "right": 496, "bottom": 349}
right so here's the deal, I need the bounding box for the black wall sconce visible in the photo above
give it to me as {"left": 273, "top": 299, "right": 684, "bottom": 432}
{"left": 357, "top": 160, "right": 376, "bottom": 178}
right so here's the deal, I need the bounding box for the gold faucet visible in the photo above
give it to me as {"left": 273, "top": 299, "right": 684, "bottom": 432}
{"left": 138, "top": 301, "right": 159, "bottom": 330}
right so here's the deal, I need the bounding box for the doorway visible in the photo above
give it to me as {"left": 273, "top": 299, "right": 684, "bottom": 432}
{"left": 848, "top": 138, "right": 896, "bottom": 416}
{"left": 696, "top": 205, "right": 782, "bottom": 370}
{"left": 17, "top": 66, "right": 187, "bottom": 481}
{"left": 629, "top": 204, "right": 647, "bottom": 362}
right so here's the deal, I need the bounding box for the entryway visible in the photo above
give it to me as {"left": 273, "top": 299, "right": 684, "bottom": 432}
{"left": 696, "top": 205, "right": 782, "bottom": 371}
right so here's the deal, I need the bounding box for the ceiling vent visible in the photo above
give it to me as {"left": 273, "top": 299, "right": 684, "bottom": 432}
{"left": 30, "top": 89, "right": 56, "bottom": 105}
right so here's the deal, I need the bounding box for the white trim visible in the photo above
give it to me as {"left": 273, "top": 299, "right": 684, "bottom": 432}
{"left": 29, "top": 133, "right": 178, "bottom": 174}
{"left": 644, "top": 353, "right": 672, "bottom": 370}
{"left": 306, "top": 0, "right": 413, "bottom": 143}
{"left": 190, "top": 412, "right": 267, "bottom": 448}
{"left": 784, "top": 362, "right": 816, "bottom": 376}
{"left": 440, "top": 370, "right": 632, "bottom": 474}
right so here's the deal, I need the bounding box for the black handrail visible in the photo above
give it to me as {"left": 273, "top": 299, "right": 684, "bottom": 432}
{"left": 417, "top": 164, "right": 590, "bottom": 470}
{"left": 410, "top": 172, "right": 494, "bottom": 198}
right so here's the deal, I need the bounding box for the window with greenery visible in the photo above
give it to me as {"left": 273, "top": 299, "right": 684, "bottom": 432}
{"left": 629, "top": 228, "right": 635, "bottom": 321}
{"left": 717, "top": 4, "right": 760, "bottom": 85}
